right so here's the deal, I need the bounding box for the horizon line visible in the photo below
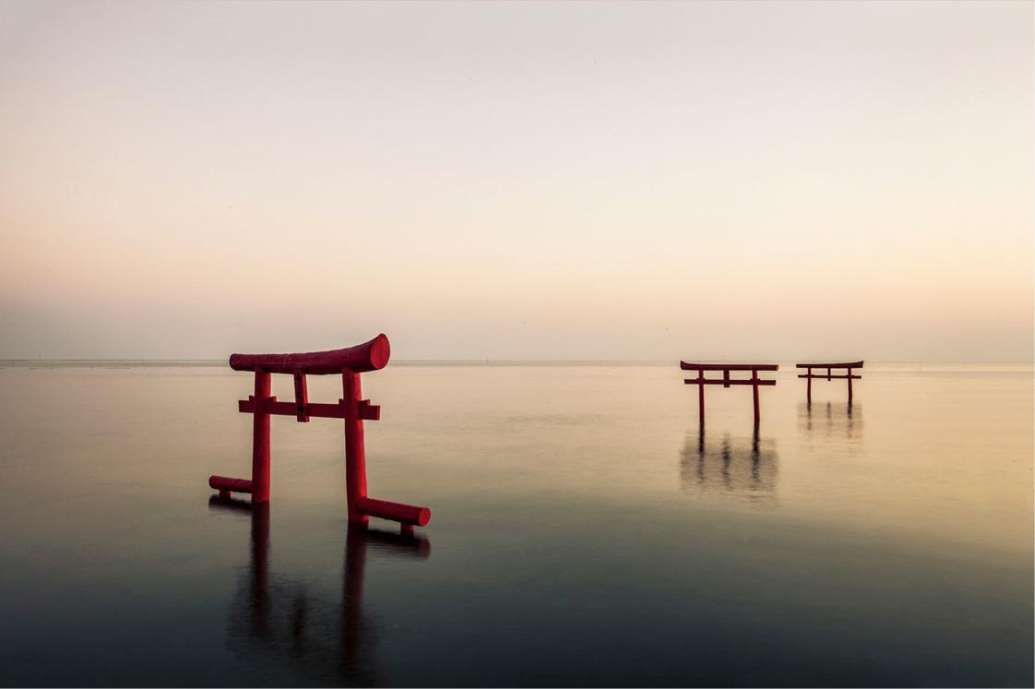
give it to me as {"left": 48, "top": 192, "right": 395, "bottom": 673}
{"left": 1, "top": 358, "right": 1032, "bottom": 368}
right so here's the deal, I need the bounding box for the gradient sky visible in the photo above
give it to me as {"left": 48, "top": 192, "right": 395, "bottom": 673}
{"left": 1, "top": 0, "right": 1031, "bottom": 361}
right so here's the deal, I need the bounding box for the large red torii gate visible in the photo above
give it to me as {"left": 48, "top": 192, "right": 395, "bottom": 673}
{"left": 208, "top": 334, "right": 431, "bottom": 528}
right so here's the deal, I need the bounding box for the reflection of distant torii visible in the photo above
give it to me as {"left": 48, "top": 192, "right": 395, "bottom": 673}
{"left": 798, "top": 401, "right": 863, "bottom": 439}
{"left": 679, "top": 430, "right": 778, "bottom": 502}
{"left": 210, "top": 497, "right": 429, "bottom": 685}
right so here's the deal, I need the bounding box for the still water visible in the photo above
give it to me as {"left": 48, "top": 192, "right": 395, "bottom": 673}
{"left": 0, "top": 363, "right": 1031, "bottom": 686}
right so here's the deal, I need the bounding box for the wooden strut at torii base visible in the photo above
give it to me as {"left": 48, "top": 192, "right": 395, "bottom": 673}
{"left": 680, "top": 362, "right": 778, "bottom": 428}
{"left": 796, "top": 361, "right": 864, "bottom": 405}
{"left": 208, "top": 334, "right": 431, "bottom": 528}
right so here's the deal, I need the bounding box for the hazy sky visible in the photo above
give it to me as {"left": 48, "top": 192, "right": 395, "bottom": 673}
{"left": 1, "top": 1, "right": 1031, "bottom": 361}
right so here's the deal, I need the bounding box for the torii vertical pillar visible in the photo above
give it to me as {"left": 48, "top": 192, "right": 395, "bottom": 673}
{"left": 342, "top": 370, "right": 368, "bottom": 526}
{"left": 751, "top": 369, "right": 760, "bottom": 429}
{"left": 251, "top": 370, "right": 272, "bottom": 503}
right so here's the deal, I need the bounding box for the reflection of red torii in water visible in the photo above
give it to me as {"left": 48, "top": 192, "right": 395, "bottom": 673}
{"left": 211, "top": 497, "right": 429, "bottom": 685}
{"left": 680, "top": 430, "right": 778, "bottom": 502}
{"left": 208, "top": 334, "right": 430, "bottom": 528}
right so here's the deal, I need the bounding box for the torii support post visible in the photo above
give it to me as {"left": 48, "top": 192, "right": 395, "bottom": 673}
{"left": 208, "top": 334, "right": 431, "bottom": 528}
{"left": 250, "top": 370, "right": 273, "bottom": 502}
{"left": 795, "top": 361, "right": 863, "bottom": 406}
{"left": 342, "top": 370, "right": 369, "bottom": 526}
{"left": 679, "top": 362, "right": 778, "bottom": 429}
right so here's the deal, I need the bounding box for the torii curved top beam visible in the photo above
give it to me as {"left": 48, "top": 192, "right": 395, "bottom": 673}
{"left": 795, "top": 361, "right": 864, "bottom": 369}
{"left": 229, "top": 333, "right": 391, "bottom": 374}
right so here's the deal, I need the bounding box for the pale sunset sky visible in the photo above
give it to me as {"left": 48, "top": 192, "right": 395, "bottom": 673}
{"left": 1, "top": 1, "right": 1031, "bottom": 361}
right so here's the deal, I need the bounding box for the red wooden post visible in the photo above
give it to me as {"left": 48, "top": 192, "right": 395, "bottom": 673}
{"left": 293, "top": 371, "right": 310, "bottom": 422}
{"left": 751, "top": 368, "right": 760, "bottom": 428}
{"left": 698, "top": 373, "right": 705, "bottom": 427}
{"left": 806, "top": 366, "right": 812, "bottom": 404}
{"left": 848, "top": 371, "right": 853, "bottom": 406}
{"left": 342, "top": 370, "right": 368, "bottom": 526}
{"left": 356, "top": 496, "right": 430, "bottom": 527}
{"left": 251, "top": 370, "right": 272, "bottom": 503}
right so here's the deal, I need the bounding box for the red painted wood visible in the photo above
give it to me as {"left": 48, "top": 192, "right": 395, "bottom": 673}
{"left": 683, "top": 378, "right": 776, "bottom": 386}
{"left": 230, "top": 333, "right": 390, "bottom": 374}
{"left": 293, "top": 372, "right": 309, "bottom": 422}
{"left": 795, "top": 361, "right": 864, "bottom": 369}
{"left": 796, "top": 374, "right": 862, "bottom": 380}
{"left": 356, "top": 496, "right": 432, "bottom": 527}
{"left": 698, "top": 375, "right": 705, "bottom": 426}
{"left": 251, "top": 370, "right": 272, "bottom": 503}
{"left": 209, "top": 475, "right": 253, "bottom": 493}
{"left": 238, "top": 398, "right": 382, "bottom": 420}
{"left": 753, "top": 372, "right": 761, "bottom": 426}
{"left": 681, "top": 362, "right": 779, "bottom": 371}
{"left": 357, "top": 400, "right": 381, "bottom": 420}
{"left": 342, "top": 371, "right": 368, "bottom": 526}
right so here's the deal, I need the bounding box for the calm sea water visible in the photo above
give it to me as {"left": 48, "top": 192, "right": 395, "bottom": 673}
{"left": 0, "top": 363, "right": 1031, "bottom": 687}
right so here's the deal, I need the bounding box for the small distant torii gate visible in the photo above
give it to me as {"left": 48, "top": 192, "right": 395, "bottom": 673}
{"left": 680, "top": 362, "right": 778, "bottom": 428}
{"left": 796, "top": 361, "right": 863, "bottom": 405}
{"left": 208, "top": 334, "right": 431, "bottom": 528}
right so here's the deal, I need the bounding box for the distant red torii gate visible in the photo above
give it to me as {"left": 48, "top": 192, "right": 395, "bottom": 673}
{"left": 208, "top": 334, "right": 431, "bottom": 528}
{"left": 680, "top": 362, "right": 778, "bottom": 428}
{"left": 796, "top": 360, "right": 863, "bottom": 405}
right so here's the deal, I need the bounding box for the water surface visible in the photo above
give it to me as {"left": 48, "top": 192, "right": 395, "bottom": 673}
{"left": 0, "top": 363, "right": 1031, "bottom": 686}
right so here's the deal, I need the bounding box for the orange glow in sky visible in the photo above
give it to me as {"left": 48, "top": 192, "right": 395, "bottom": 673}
{"left": 1, "top": 1, "right": 1031, "bottom": 360}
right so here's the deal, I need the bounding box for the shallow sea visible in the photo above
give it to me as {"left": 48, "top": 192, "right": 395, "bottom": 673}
{"left": 0, "top": 362, "right": 1031, "bottom": 686}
